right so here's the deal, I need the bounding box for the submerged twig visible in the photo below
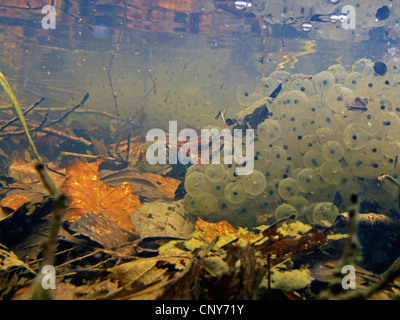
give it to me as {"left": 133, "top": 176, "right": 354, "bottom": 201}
{"left": 0, "top": 125, "right": 93, "bottom": 147}
{"left": 45, "top": 164, "right": 66, "bottom": 177}
{"left": 60, "top": 151, "right": 116, "bottom": 161}
{"left": 44, "top": 92, "right": 89, "bottom": 127}
{"left": 0, "top": 92, "right": 92, "bottom": 147}
{"left": 55, "top": 250, "right": 100, "bottom": 270}
{"left": 0, "top": 106, "right": 116, "bottom": 120}
{"left": 126, "top": 132, "right": 131, "bottom": 162}
{"left": 0, "top": 97, "right": 45, "bottom": 132}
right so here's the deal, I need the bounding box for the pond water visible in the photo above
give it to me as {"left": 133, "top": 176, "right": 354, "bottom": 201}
{"left": 0, "top": 0, "right": 400, "bottom": 291}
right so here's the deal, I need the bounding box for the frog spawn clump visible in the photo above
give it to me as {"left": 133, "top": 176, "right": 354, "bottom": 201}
{"left": 183, "top": 57, "right": 400, "bottom": 227}
{"left": 258, "top": 0, "right": 394, "bottom": 42}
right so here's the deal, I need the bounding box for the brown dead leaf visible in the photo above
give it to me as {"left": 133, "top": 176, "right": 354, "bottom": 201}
{"left": 141, "top": 173, "right": 181, "bottom": 199}
{"left": 61, "top": 161, "right": 142, "bottom": 232}
{"left": 104, "top": 251, "right": 191, "bottom": 299}
{"left": 100, "top": 169, "right": 181, "bottom": 201}
{"left": 63, "top": 212, "right": 139, "bottom": 253}
{"left": 160, "top": 243, "right": 265, "bottom": 300}
{"left": 131, "top": 200, "right": 195, "bottom": 238}
{"left": 9, "top": 156, "right": 38, "bottom": 185}
{"left": 0, "top": 194, "right": 30, "bottom": 214}
{"left": 9, "top": 156, "right": 65, "bottom": 188}
{"left": 195, "top": 217, "right": 334, "bottom": 266}
{"left": 252, "top": 217, "right": 333, "bottom": 264}
{"left": 195, "top": 217, "right": 257, "bottom": 242}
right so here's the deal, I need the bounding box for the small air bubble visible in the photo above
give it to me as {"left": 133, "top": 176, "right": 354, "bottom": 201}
{"left": 301, "top": 22, "right": 313, "bottom": 32}
{"left": 234, "top": 1, "right": 252, "bottom": 10}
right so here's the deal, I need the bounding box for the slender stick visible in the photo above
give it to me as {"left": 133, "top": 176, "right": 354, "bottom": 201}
{"left": 44, "top": 93, "right": 89, "bottom": 127}
{"left": 126, "top": 132, "right": 131, "bottom": 162}
{"left": 0, "top": 106, "right": 116, "bottom": 119}
{"left": 0, "top": 97, "right": 45, "bottom": 132}
{"left": 0, "top": 126, "right": 93, "bottom": 147}
{"left": 61, "top": 151, "right": 115, "bottom": 161}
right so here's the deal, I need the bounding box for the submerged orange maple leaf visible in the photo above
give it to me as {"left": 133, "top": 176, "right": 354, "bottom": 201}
{"left": 61, "top": 161, "right": 142, "bottom": 232}
{"left": 195, "top": 218, "right": 256, "bottom": 242}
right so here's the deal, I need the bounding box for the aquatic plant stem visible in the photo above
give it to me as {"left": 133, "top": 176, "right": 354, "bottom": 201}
{"left": 340, "top": 194, "right": 361, "bottom": 268}
{"left": 32, "top": 163, "right": 65, "bottom": 300}
{"left": 319, "top": 194, "right": 361, "bottom": 299}
{"left": 0, "top": 70, "right": 66, "bottom": 299}
{"left": 0, "top": 71, "right": 41, "bottom": 161}
{"left": 107, "top": 0, "right": 127, "bottom": 156}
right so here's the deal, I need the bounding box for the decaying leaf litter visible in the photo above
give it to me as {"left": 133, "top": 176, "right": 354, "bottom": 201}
{"left": 1, "top": 67, "right": 400, "bottom": 301}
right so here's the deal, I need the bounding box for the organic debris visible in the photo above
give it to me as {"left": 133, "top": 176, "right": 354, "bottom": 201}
{"left": 101, "top": 169, "right": 181, "bottom": 202}
{"left": 252, "top": 216, "right": 335, "bottom": 265}
{"left": 2, "top": 141, "right": 400, "bottom": 301}
{"left": 2, "top": 187, "right": 400, "bottom": 300}
{"left": 131, "top": 200, "right": 196, "bottom": 238}
{"left": 63, "top": 212, "right": 139, "bottom": 253}
{"left": 61, "top": 160, "right": 142, "bottom": 232}
{"left": 1, "top": 74, "right": 400, "bottom": 300}
{"left": 0, "top": 194, "right": 30, "bottom": 216}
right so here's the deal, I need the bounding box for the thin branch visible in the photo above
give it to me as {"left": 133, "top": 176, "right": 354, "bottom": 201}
{"left": 55, "top": 250, "right": 100, "bottom": 270}
{"left": 0, "top": 93, "right": 92, "bottom": 147}
{"left": 0, "top": 97, "right": 45, "bottom": 132}
{"left": 41, "top": 127, "right": 93, "bottom": 147}
{"left": 0, "top": 106, "right": 116, "bottom": 119}
{"left": 126, "top": 132, "right": 131, "bottom": 162}
{"left": 60, "top": 151, "right": 116, "bottom": 161}
{"left": 44, "top": 92, "right": 89, "bottom": 127}
{"left": 45, "top": 164, "right": 66, "bottom": 177}
{"left": 0, "top": 126, "right": 93, "bottom": 147}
